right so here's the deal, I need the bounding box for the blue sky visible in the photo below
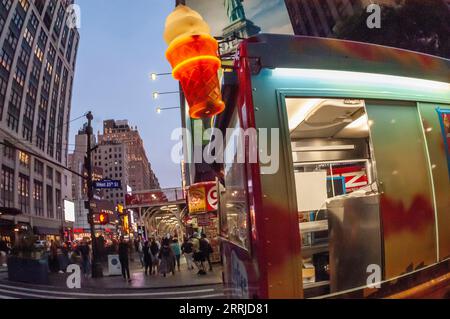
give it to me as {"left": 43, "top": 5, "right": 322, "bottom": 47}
{"left": 70, "top": 0, "right": 182, "bottom": 188}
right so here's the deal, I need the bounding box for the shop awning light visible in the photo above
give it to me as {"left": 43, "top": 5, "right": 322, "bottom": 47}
{"left": 273, "top": 68, "right": 450, "bottom": 92}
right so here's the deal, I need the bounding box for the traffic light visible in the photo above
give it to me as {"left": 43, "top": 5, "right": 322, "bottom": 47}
{"left": 96, "top": 212, "right": 109, "bottom": 225}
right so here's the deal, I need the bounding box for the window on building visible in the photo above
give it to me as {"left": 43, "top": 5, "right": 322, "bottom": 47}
{"left": 18, "top": 174, "right": 30, "bottom": 214}
{"left": 6, "top": 29, "right": 18, "bottom": 50}
{"left": 18, "top": 0, "right": 29, "bottom": 11}
{"left": 47, "top": 167, "right": 53, "bottom": 180}
{"left": 19, "top": 151, "right": 30, "bottom": 168}
{"left": 33, "top": 180, "right": 43, "bottom": 216}
{"left": 46, "top": 185, "right": 53, "bottom": 218}
{"left": 11, "top": 10, "right": 24, "bottom": 31}
{"left": 0, "top": 48, "right": 12, "bottom": 72}
{"left": 1, "top": 165, "right": 14, "bottom": 208}
{"left": 1, "top": 0, "right": 12, "bottom": 12}
{"left": 3, "top": 142, "right": 15, "bottom": 160}
{"left": 55, "top": 171, "right": 61, "bottom": 184}
{"left": 29, "top": 11, "right": 38, "bottom": 30}
{"left": 55, "top": 189, "right": 61, "bottom": 220}
{"left": 34, "top": 159, "right": 44, "bottom": 176}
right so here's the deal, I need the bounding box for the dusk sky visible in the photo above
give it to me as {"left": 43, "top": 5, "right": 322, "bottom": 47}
{"left": 70, "top": 0, "right": 181, "bottom": 188}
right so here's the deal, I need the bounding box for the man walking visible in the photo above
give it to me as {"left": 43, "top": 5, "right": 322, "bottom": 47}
{"left": 201, "top": 234, "right": 214, "bottom": 272}
{"left": 118, "top": 236, "right": 131, "bottom": 282}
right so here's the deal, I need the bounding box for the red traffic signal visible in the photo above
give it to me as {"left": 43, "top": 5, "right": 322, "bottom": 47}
{"left": 94, "top": 212, "right": 109, "bottom": 225}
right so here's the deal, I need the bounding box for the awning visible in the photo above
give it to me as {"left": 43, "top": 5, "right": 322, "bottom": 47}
{"left": 0, "top": 219, "right": 14, "bottom": 227}
{"left": 33, "top": 226, "right": 61, "bottom": 236}
{"left": 0, "top": 207, "right": 22, "bottom": 216}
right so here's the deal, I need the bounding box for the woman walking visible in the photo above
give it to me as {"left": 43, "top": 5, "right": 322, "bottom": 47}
{"left": 158, "top": 239, "right": 175, "bottom": 277}
{"left": 150, "top": 238, "right": 160, "bottom": 275}
{"left": 170, "top": 238, "right": 181, "bottom": 272}
{"left": 143, "top": 241, "right": 152, "bottom": 276}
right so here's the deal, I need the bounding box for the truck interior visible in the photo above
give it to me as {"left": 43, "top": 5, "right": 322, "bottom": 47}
{"left": 286, "top": 97, "right": 382, "bottom": 298}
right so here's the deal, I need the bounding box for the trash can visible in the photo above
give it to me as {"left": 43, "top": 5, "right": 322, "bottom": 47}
{"left": 107, "top": 255, "right": 122, "bottom": 276}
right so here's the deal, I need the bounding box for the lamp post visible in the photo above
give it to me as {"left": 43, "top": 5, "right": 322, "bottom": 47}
{"left": 150, "top": 72, "right": 171, "bottom": 81}
{"left": 152, "top": 91, "right": 180, "bottom": 100}
{"left": 156, "top": 106, "right": 180, "bottom": 114}
{"left": 85, "top": 112, "right": 103, "bottom": 278}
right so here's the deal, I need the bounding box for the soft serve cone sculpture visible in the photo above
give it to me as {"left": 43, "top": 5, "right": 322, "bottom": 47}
{"left": 164, "top": 5, "right": 225, "bottom": 119}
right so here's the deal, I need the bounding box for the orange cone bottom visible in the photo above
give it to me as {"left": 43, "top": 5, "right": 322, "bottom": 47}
{"left": 166, "top": 35, "right": 225, "bottom": 119}
{"left": 175, "top": 58, "right": 225, "bottom": 119}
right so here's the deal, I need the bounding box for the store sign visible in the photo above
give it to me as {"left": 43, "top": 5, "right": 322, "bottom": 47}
{"left": 197, "top": 214, "right": 211, "bottom": 227}
{"left": 187, "top": 182, "right": 218, "bottom": 215}
{"left": 188, "top": 185, "right": 206, "bottom": 214}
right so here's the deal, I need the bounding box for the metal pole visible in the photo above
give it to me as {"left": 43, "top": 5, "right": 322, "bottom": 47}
{"left": 86, "top": 112, "right": 103, "bottom": 278}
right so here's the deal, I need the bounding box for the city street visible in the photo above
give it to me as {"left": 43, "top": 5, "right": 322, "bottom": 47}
{"left": 0, "top": 263, "right": 224, "bottom": 299}
{"left": 1, "top": 0, "right": 450, "bottom": 303}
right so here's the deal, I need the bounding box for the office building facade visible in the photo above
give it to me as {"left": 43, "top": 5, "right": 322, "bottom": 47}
{"left": 99, "top": 120, "right": 160, "bottom": 192}
{"left": 0, "top": 0, "right": 79, "bottom": 242}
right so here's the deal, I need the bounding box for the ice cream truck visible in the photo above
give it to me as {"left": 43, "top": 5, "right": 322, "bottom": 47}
{"left": 163, "top": 6, "right": 450, "bottom": 299}
{"left": 212, "top": 34, "right": 450, "bottom": 299}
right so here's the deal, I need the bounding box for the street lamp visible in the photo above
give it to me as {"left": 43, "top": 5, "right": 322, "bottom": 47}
{"left": 156, "top": 106, "right": 180, "bottom": 114}
{"left": 152, "top": 91, "right": 180, "bottom": 100}
{"left": 150, "top": 72, "right": 171, "bottom": 81}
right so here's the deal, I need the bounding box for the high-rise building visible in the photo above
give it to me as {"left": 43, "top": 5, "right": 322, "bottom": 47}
{"left": 284, "top": 0, "right": 400, "bottom": 37}
{"left": 284, "top": 0, "right": 355, "bottom": 37}
{"left": 93, "top": 141, "right": 129, "bottom": 208}
{"left": 0, "top": 0, "right": 80, "bottom": 242}
{"left": 99, "top": 119, "right": 159, "bottom": 192}
{"left": 148, "top": 162, "right": 160, "bottom": 190}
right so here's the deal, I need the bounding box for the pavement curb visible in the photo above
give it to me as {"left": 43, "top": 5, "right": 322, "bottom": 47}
{"left": 0, "top": 277, "right": 223, "bottom": 291}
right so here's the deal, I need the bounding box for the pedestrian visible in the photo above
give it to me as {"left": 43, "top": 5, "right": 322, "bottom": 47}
{"left": 181, "top": 237, "right": 194, "bottom": 270}
{"left": 150, "top": 238, "right": 159, "bottom": 275}
{"left": 158, "top": 240, "right": 175, "bottom": 277}
{"left": 49, "top": 240, "right": 60, "bottom": 273}
{"left": 0, "top": 239, "right": 9, "bottom": 267}
{"left": 191, "top": 233, "right": 206, "bottom": 275}
{"left": 201, "top": 234, "right": 214, "bottom": 271}
{"left": 170, "top": 238, "right": 181, "bottom": 272}
{"left": 143, "top": 241, "right": 152, "bottom": 276}
{"left": 137, "top": 236, "right": 144, "bottom": 268}
{"left": 118, "top": 236, "right": 131, "bottom": 282}
{"left": 78, "top": 240, "right": 91, "bottom": 277}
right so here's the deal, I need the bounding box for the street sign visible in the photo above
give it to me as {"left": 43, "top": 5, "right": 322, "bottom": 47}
{"left": 94, "top": 180, "right": 122, "bottom": 189}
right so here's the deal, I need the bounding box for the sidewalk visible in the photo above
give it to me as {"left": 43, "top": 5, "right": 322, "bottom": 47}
{"left": 45, "top": 256, "right": 222, "bottom": 290}
{"left": 0, "top": 253, "right": 223, "bottom": 290}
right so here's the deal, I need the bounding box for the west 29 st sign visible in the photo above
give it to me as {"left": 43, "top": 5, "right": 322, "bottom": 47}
{"left": 94, "top": 180, "right": 122, "bottom": 189}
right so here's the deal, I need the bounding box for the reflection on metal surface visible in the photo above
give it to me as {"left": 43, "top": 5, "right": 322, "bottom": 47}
{"left": 327, "top": 194, "right": 382, "bottom": 293}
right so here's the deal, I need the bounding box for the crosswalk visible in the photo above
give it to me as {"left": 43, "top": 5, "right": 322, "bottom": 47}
{"left": 0, "top": 282, "right": 225, "bottom": 299}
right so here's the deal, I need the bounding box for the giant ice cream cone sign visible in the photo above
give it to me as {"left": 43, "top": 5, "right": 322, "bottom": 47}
{"left": 164, "top": 5, "right": 225, "bottom": 119}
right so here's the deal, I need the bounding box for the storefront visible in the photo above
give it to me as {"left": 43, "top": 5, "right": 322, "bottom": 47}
{"left": 33, "top": 226, "right": 62, "bottom": 243}
{"left": 187, "top": 181, "right": 220, "bottom": 263}
{"left": 0, "top": 218, "right": 14, "bottom": 244}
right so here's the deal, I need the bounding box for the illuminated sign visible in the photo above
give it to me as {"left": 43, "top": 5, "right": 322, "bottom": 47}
{"left": 187, "top": 182, "right": 218, "bottom": 214}
{"left": 64, "top": 200, "right": 75, "bottom": 222}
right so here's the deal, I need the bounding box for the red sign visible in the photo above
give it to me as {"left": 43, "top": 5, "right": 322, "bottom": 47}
{"left": 330, "top": 165, "right": 369, "bottom": 193}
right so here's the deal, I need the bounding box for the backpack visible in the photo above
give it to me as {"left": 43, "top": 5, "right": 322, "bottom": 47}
{"left": 199, "top": 238, "right": 209, "bottom": 253}
{"left": 183, "top": 242, "right": 193, "bottom": 254}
